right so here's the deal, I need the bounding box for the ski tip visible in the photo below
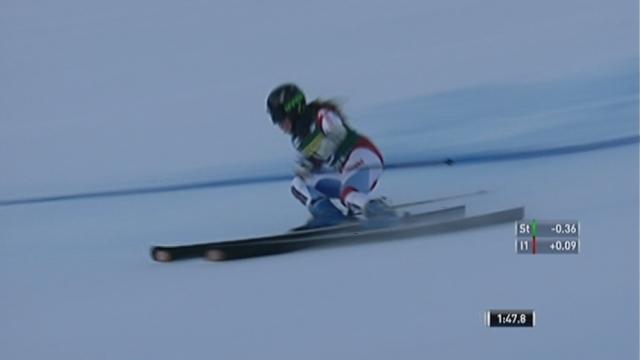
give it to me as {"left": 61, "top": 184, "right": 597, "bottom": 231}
{"left": 151, "top": 247, "right": 173, "bottom": 262}
{"left": 205, "top": 249, "right": 226, "bottom": 262}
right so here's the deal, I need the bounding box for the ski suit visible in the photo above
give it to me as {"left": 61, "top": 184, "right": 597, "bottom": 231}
{"left": 289, "top": 105, "right": 384, "bottom": 213}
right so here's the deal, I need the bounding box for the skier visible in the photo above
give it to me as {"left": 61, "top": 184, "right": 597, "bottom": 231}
{"left": 266, "top": 83, "right": 396, "bottom": 229}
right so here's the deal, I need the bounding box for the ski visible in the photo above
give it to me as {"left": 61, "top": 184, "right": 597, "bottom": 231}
{"left": 310, "top": 189, "right": 488, "bottom": 224}
{"left": 202, "top": 206, "right": 524, "bottom": 261}
{"left": 391, "top": 189, "right": 488, "bottom": 209}
{"left": 151, "top": 205, "right": 466, "bottom": 262}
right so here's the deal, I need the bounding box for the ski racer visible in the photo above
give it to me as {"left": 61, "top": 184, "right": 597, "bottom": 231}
{"left": 266, "top": 83, "right": 396, "bottom": 229}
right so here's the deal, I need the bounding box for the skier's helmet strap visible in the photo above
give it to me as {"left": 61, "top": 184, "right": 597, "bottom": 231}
{"left": 267, "top": 83, "right": 306, "bottom": 124}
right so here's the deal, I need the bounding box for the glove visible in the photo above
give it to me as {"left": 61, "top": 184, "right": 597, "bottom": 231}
{"left": 294, "top": 157, "right": 318, "bottom": 179}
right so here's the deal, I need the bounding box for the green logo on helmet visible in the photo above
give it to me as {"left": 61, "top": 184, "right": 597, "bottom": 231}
{"left": 284, "top": 92, "right": 305, "bottom": 113}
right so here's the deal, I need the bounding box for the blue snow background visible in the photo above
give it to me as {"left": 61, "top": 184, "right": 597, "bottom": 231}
{"left": 1, "top": 0, "right": 638, "bottom": 359}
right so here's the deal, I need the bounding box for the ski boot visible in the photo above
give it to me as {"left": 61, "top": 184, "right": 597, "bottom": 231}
{"left": 364, "top": 197, "right": 398, "bottom": 218}
{"left": 363, "top": 197, "right": 400, "bottom": 228}
{"left": 297, "top": 198, "right": 348, "bottom": 231}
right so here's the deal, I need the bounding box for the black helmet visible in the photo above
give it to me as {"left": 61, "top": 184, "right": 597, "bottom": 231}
{"left": 266, "top": 83, "right": 306, "bottom": 124}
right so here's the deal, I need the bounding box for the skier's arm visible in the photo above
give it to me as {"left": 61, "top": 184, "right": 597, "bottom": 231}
{"left": 294, "top": 156, "right": 322, "bottom": 178}
{"left": 294, "top": 108, "right": 348, "bottom": 166}
{"left": 317, "top": 109, "right": 347, "bottom": 143}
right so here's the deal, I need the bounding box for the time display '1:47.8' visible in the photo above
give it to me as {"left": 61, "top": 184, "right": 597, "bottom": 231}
{"left": 485, "top": 310, "right": 535, "bottom": 327}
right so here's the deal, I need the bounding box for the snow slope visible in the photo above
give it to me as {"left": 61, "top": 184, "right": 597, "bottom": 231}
{"left": 1, "top": 1, "right": 638, "bottom": 359}
{"left": 1, "top": 140, "right": 637, "bottom": 360}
